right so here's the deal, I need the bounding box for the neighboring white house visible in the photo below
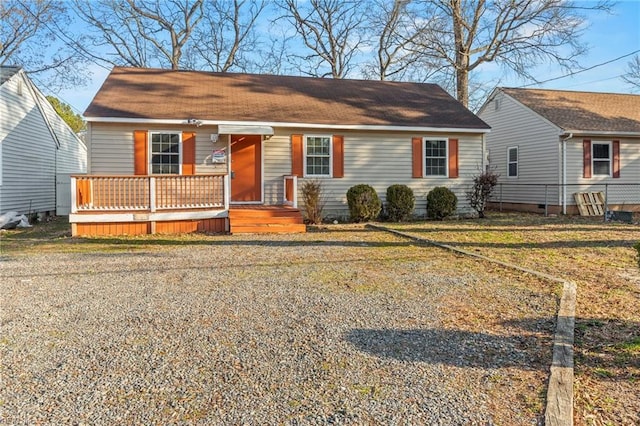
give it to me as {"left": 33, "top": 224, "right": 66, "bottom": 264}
{"left": 478, "top": 88, "right": 640, "bottom": 214}
{"left": 0, "top": 66, "right": 87, "bottom": 216}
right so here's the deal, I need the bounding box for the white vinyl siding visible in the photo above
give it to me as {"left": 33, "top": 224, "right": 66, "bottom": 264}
{"left": 0, "top": 71, "right": 86, "bottom": 215}
{"left": 265, "top": 129, "right": 482, "bottom": 219}
{"left": 479, "top": 91, "right": 561, "bottom": 205}
{"left": 89, "top": 123, "right": 227, "bottom": 175}
{"left": 88, "top": 124, "right": 484, "bottom": 219}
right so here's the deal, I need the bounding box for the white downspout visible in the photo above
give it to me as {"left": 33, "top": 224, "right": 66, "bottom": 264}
{"left": 561, "top": 133, "right": 573, "bottom": 215}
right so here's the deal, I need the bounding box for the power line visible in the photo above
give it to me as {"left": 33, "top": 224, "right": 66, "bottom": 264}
{"left": 519, "top": 50, "right": 639, "bottom": 88}
{"left": 561, "top": 74, "right": 625, "bottom": 89}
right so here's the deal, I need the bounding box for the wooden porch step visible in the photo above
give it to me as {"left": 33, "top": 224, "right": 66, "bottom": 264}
{"left": 229, "top": 206, "right": 306, "bottom": 234}
{"left": 230, "top": 224, "right": 307, "bottom": 234}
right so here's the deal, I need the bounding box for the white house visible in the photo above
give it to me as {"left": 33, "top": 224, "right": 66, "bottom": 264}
{"left": 0, "top": 66, "right": 87, "bottom": 216}
{"left": 73, "top": 67, "right": 490, "bottom": 236}
{"left": 478, "top": 88, "right": 640, "bottom": 214}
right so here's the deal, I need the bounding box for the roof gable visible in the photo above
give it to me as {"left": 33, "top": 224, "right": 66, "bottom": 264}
{"left": 85, "top": 67, "right": 490, "bottom": 130}
{"left": 501, "top": 88, "right": 640, "bottom": 134}
{"left": 0, "top": 66, "right": 21, "bottom": 86}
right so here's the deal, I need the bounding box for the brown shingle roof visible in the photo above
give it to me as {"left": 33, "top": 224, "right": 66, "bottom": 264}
{"left": 85, "top": 67, "right": 489, "bottom": 130}
{"left": 502, "top": 88, "right": 640, "bottom": 133}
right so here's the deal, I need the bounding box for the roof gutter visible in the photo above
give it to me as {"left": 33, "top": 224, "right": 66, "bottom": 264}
{"left": 560, "top": 133, "right": 573, "bottom": 215}
{"left": 561, "top": 130, "right": 640, "bottom": 137}
{"left": 84, "top": 117, "right": 491, "bottom": 134}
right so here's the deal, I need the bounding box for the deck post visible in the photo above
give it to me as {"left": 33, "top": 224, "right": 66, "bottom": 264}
{"left": 224, "top": 174, "right": 230, "bottom": 211}
{"left": 70, "top": 176, "right": 78, "bottom": 214}
{"left": 292, "top": 175, "right": 298, "bottom": 208}
{"left": 149, "top": 177, "right": 156, "bottom": 212}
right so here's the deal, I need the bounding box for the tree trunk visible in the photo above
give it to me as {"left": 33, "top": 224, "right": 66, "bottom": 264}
{"left": 451, "top": 0, "right": 469, "bottom": 108}
{"left": 456, "top": 66, "right": 469, "bottom": 108}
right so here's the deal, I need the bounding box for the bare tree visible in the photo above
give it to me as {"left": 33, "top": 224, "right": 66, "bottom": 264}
{"left": 0, "top": 0, "right": 84, "bottom": 86}
{"left": 74, "top": 0, "right": 204, "bottom": 70}
{"left": 622, "top": 54, "right": 640, "bottom": 92}
{"left": 361, "top": 0, "right": 425, "bottom": 81}
{"left": 276, "top": 0, "right": 368, "bottom": 78}
{"left": 190, "top": 0, "right": 267, "bottom": 72}
{"left": 414, "top": 0, "right": 613, "bottom": 108}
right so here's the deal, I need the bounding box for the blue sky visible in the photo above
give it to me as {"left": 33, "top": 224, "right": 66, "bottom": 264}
{"left": 53, "top": 0, "right": 640, "bottom": 115}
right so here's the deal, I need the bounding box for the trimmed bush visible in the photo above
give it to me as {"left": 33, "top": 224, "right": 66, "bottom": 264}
{"left": 385, "top": 184, "right": 415, "bottom": 222}
{"left": 426, "top": 187, "right": 457, "bottom": 220}
{"left": 301, "top": 180, "right": 325, "bottom": 224}
{"left": 346, "top": 184, "right": 382, "bottom": 222}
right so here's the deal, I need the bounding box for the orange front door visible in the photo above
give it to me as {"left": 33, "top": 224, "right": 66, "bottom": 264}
{"left": 230, "top": 134, "right": 262, "bottom": 202}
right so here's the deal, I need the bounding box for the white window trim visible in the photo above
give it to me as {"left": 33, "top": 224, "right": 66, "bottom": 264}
{"left": 592, "top": 141, "right": 612, "bottom": 177}
{"left": 507, "top": 146, "right": 518, "bottom": 178}
{"left": 423, "top": 137, "right": 449, "bottom": 178}
{"left": 149, "top": 131, "right": 182, "bottom": 175}
{"left": 304, "top": 134, "right": 333, "bottom": 178}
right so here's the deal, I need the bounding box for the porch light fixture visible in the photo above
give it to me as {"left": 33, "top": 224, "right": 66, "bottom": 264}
{"left": 210, "top": 133, "right": 219, "bottom": 143}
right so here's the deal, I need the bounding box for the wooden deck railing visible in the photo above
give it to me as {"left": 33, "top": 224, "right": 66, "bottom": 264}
{"left": 71, "top": 174, "right": 228, "bottom": 212}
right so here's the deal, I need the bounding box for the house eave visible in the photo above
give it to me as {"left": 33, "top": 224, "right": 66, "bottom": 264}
{"left": 560, "top": 130, "right": 640, "bottom": 138}
{"left": 84, "top": 117, "right": 491, "bottom": 134}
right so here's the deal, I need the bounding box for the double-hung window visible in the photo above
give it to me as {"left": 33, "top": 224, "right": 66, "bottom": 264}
{"left": 424, "top": 139, "right": 448, "bottom": 177}
{"left": 305, "top": 135, "right": 332, "bottom": 177}
{"left": 507, "top": 146, "right": 518, "bottom": 178}
{"left": 150, "top": 132, "right": 181, "bottom": 174}
{"left": 592, "top": 142, "right": 611, "bottom": 176}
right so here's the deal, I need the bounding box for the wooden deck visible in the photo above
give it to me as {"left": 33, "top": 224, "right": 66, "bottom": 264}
{"left": 229, "top": 205, "right": 306, "bottom": 234}
{"left": 69, "top": 175, "right": 305, "bottom": 236}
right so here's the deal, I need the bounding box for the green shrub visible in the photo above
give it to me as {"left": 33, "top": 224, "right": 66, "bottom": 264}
{"left": 346, "top": 184, "right": 382, "bottom": 222}
{"left": 426, "top": 187, "right": 457, "bottom": 220}
{"left": 634, "top": 241, "right": 640, "bottom": 269}
{"left": 385, "top": 184, "right": 415, "bottom": 222}
{"left": 301, "top": 180, "right": 325, "bottom": 224}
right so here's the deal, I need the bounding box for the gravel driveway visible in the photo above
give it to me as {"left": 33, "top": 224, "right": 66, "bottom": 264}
{"left": 0, "top": 229, "right": 557, "bottom": 425}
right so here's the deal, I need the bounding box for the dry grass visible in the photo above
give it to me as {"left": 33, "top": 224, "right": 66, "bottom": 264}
{"left": 2, "top": 213, "right": 638, "bottom": 424}
{"left": 388, "top": 212, "right": 640, "bottom": 426}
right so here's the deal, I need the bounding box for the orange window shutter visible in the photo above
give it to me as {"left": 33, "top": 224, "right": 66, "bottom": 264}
{"left": 134, "top": 130, "right": 148, "bottom": 175}
{"left": 411, "top": 137, "right": 423, "bottom": 178}
{"left": 333, "top": 135, "right": 344, "bottom": 178}
{"left": 291, "top": 134, "right": 304, "bottom": 177}
{"left": 448, "top": 138, "right": 459, "bottom": 178}
{"left": 182, "top": 132, "right": 196, "bottom": 175}
{"left": 612, "top": 140, "right": 620, "bottom": 178}
{"left": 583, "top": 139, "right": 592, "bottom": 178}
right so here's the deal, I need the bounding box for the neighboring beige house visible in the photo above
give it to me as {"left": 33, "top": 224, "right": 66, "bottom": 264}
{"left": 478, "top": 88, "right": 640, "bottom": 214}
{"left": 73, "top": 66, "right": 490, "bottom": 236}
{"left": 0, "top": 66, "right": 87, "bottom": 216}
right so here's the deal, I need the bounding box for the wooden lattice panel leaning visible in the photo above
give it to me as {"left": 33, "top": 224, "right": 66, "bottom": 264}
{"left": 574, "top": 192, "right": 605, "bottom": 216}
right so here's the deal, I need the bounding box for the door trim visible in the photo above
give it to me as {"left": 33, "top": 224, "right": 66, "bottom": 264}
{"left": 229, "top": 134, "right": 264, "bottom": 204}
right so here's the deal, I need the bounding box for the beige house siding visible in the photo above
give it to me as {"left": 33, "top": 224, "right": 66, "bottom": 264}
{"left": 263, "top": 129, "right": 484, "bottom": 218}
{"left": 88, "top": 123, "right": 227, "bottom": 175}
{"left": 479, "top": 91, "right": 562, "bottom": 206}
{"left": 566, "top": 137, "right": 640, "bottom": 205}
{"left": 88, "top": 123, "right": 485, "bottom": 218}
